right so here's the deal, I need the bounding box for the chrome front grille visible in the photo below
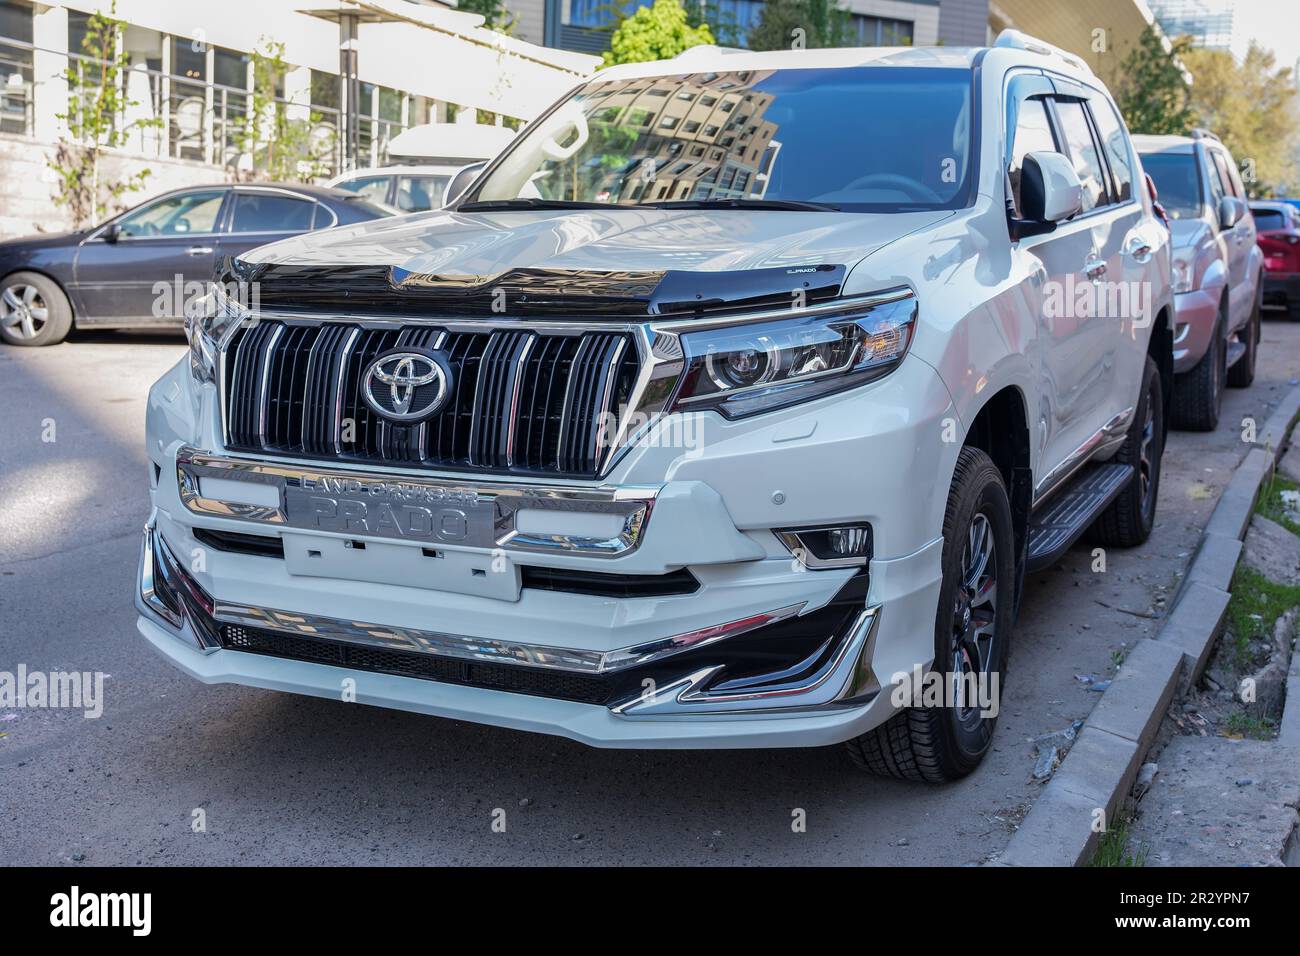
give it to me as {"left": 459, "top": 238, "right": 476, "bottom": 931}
{"left": 222, "top": 320, "right": 640, "bottom": 478}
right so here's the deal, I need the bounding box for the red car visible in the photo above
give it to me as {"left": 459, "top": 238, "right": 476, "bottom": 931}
{"left": 1251, "top": 200, "right": 1300, "bottom": 319}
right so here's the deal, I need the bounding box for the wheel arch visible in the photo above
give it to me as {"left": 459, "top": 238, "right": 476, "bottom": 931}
{"left": 1147, "top": 304, "right": 1173, "bottom": 438}
{"left": 960, "top": 385, "right": 1032, "bottom": 615}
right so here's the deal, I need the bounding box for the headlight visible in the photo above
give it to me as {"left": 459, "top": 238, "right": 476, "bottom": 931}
{"left": 670, "top": 291, "right": 916, "bottom": 418}
{"left": 186, "top": 281, "right": 249, "bottom": 384}
{"left": 1171, "top": 256, "right": 1193, "bottom": 294}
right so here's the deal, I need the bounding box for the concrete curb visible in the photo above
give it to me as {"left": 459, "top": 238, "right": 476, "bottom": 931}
{"left": 1281, "top": 645, "right": 1300, "bottom": 748}
{"left": 993, "top": 380, "right": 1300, "bottom": 867}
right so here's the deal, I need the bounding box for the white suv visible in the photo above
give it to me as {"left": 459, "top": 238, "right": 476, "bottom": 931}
{"left": 139, "top": 32, "right": 1173, "bottom": 782}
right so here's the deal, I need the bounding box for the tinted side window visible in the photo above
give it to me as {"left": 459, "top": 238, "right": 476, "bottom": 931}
{"left": 1211, "top": 150, "right": 1241, "bottom": 198}
{"left": 229, "top": 193, "right": 316, "bottom": 233}
{"left": 1090, "top": 98, "right": 1133, "bottom": 203}
{"left": 1054, "top": 99, "right": 1106, "bottom": 212}
{"left": 117, "top": 190, "right": 225, "bottom": 237}
{"left": 1204, "top": 150, "right": 1226, "bottom": 208}
{"left": 1007, "top": 98, "right": 1058, "bottom": 217}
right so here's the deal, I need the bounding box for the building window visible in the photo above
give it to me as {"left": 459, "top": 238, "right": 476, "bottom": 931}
{"left": 850, "top": 15, "right": 914, "bottom": 46}
{"left": 213, "top": 46, "right": 250, "bottom": 167}
{"left": 0, "top": 0, "right": 34, "bottom": 135}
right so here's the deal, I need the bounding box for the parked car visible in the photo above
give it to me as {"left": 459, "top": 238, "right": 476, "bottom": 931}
{"left": 0, "top": 183, "right": 390, "bottom": 347}
{"left": 326, "top": 120, "right": 518, "bottom": 213}
{"left": 140, "top": 32, "right": 1173, "bottom": 783}
{"left": 327, "top": 164, "right": 457, "bottom": 212}
{"left": 1249, "top": 200, "right": 1300, "bottom": 319}
{"left": 1135, "top": 131, "right": 1264, "bottom": 430}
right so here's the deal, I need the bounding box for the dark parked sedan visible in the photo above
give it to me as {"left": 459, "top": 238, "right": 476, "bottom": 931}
{"left": 0, "top": 183, "right": 390, "bottom": 347}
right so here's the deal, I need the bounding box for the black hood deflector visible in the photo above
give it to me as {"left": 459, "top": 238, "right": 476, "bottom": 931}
{"left": 225, "top": 258, "right": 846, "bottom": 319}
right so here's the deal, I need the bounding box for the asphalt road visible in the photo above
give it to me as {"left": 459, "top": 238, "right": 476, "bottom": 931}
{"left": 2, "top": 321, "right": 1298, "bottom": 866}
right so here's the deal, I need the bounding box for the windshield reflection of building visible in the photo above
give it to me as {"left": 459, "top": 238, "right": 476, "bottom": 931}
{"left": 587, "top": 71, "right": 780, "bottom": 204}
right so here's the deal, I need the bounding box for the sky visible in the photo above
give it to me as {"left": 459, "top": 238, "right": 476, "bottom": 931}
{"left": 1229, "top": 0, "right": 1300, "bottom": 72}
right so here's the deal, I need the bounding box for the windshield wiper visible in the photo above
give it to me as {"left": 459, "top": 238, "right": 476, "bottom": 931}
{"left": 645, "top": 198, "right": 840, "bottom": 212}
{"left": 457, "top": 198, "right": 630, "bottom": 211}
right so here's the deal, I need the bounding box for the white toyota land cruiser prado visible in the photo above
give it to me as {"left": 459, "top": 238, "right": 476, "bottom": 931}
{"left": 138, "top": 31, "right": 1173, "bottom": 782}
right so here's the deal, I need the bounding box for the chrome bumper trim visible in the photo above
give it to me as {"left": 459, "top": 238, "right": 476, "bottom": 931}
{"left": 215, "top": 598, "right": 805, "bottom": 676}
{"left": 135, "top": 519, "right": 220, "bottom": 652}
{"left": 1033, "top": 405, "right": 1135, "bottom": 506}
{"left": 175, "top": 446, "right": 658, "bottom": 557}
{"left": 611, "top": 605, "right": 882, "bottom": 716}
{"left": 143, "top": 517, "right": 805, "bottom": 676}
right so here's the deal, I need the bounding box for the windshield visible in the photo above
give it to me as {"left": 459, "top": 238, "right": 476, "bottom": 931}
{"left": 1140, "top": 152, "right": 1202, "bottom": 220}
{"left": 469, "top": 67, "right": 974, "bottom": 212}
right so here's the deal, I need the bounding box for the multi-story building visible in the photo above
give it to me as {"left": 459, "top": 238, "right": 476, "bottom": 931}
{"left": 0, "top": 0, "right": 597, "bottom": 235}
{"left": 1147, "top": 0, "right": 1235, "bottom": 49}
{"left": 506, "top": 0, "right": 958, "bottom": 53}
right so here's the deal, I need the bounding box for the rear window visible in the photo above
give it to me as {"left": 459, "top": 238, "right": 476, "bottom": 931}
{"left": 1140, "top": 152, "right": 1202, "bottom": 220}
{"left": 1252, "top": 208, "right": 1287, "bottom": 231}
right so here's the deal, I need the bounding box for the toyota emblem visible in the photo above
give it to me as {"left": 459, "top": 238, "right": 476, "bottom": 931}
{"left": 361, "top": 349, "right": 453, "bottom": 422}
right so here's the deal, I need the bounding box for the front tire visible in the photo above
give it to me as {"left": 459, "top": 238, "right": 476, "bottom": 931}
{"left": 845, "top": 447, "right": 1014, "bottom": 783}
{"left": 1170, "top": 314, "right": 1224, "bottom": 431}
{"left": 0, "top": 271, "right": 73, "bottom": 347}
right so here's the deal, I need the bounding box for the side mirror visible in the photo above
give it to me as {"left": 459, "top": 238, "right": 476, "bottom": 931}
{"left": 103, "top": 222, "right": 121, "bottom": 243}
{"left": 1023, "top": 151, "right": 1084, "bottom": 223}
{"left": 444, "top": 161, "right": 488, "bottom": 207}
{"left": 1218, "top": 195, "right": 1247, "bottom": 230}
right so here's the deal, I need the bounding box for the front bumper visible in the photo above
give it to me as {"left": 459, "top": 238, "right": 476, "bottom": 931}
{"left": 1172, "top": 286, "right": 1222, "bottom": 374}
{"left": 137, "top": 351, "right": 953, "bottom": 748}
{"left": 137, "top": 519, "right": 930, "bottom": 748}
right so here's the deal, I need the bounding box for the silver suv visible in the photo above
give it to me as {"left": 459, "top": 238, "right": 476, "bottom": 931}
{"left": 139, "top": 32, "right": 1174, "bottom": 782}
{"left": 1135, "top": 131, "right": 1263, "bottom": 430}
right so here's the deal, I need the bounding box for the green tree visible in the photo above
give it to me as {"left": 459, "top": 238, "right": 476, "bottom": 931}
{"left": 1113, "top": 26, "right": 1195, "bottom": 135}
{"left": 458, "top": 0, "right": 517, "bottom": 34}
{"left": 1182, "top": 42, "right": 1299, "bottom": 197}
{"left": 51, "top": 1, "right": 160, "bottom": 228}
{"left": 603, "top": 0, "right": 714, "bottom": 67}
{"left": 747, "top": 0, "right": 851, "bottom": 52}
{"left": 235, "top": 39, "right": 330, "bottom": 182}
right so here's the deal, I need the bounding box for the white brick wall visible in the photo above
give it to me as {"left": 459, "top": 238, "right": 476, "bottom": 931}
{"left": 0, "top": 133, "right": 233, "bottom": 239}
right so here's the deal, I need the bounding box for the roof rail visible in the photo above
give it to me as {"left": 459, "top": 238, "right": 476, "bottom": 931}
{"left": 1189, "top": 127, "right": 1222, "bottom": 142}
{"left": 993, "top": 29, "right": 1093, "bottom": 75}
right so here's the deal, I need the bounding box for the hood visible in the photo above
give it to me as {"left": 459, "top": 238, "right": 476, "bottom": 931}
{"left": 241, "top": 206, "right": 952, "bottom": 288}
{"left": 0, "top": 229, "right": 87, "bottom": 251}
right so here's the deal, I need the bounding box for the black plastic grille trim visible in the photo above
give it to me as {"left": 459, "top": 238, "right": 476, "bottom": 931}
{"left": 224, "top": 321, "right": 638, "bottom": 478}
{"left": 520, "top": 566, "right": 699, "bottom": 598}
{"left": 219, "top": 623, "right": 613, "bottom": 705}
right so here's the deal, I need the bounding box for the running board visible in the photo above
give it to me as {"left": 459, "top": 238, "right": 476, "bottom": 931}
{"left": 1226, "top": 339, "right": 1247, "bottom": 368}
{"left": 1026, "top": 462, "right": 1134, "bottom": 572}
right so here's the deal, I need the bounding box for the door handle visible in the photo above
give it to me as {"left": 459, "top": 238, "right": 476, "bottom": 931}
{"left": 186, "top": 245, "right": 214, "bottom": 256}
{"left": 1124, "top": 238, "right": 1153, "bottom": 262}
{"left": 1083, "top": 258, "right": 1107, "bottom": 280}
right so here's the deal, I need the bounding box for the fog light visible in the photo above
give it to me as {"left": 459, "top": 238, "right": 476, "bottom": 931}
{"left": 775, "top": 524, "right": 873, "bottom": 569}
